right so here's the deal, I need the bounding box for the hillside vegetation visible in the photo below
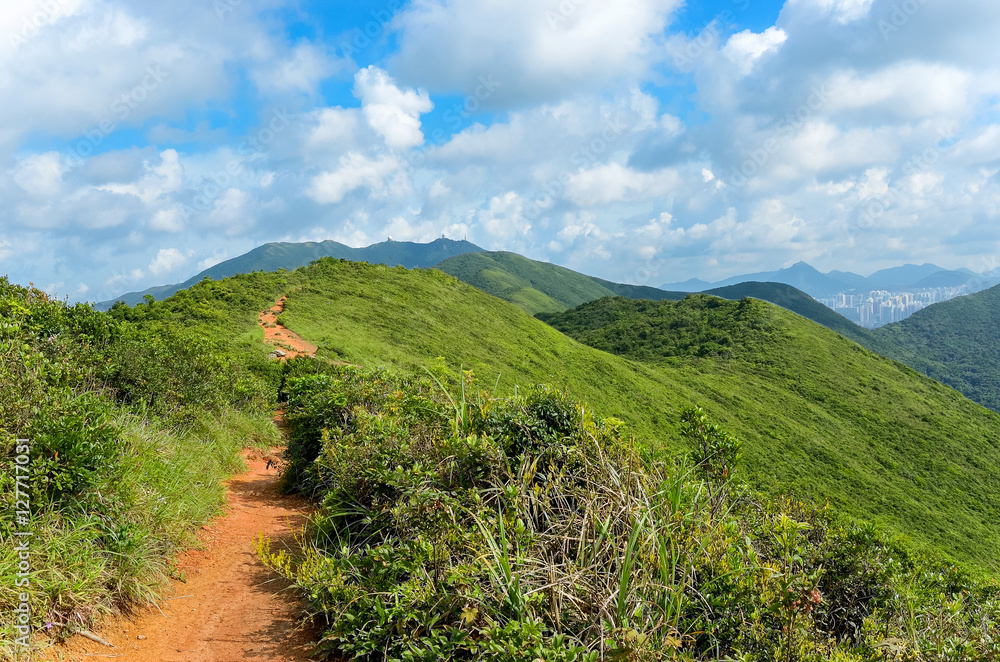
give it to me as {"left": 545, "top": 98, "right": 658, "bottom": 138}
{"left": 0, "top": 278, "right": 280, "bottom": 657}
{"left": 702, "top": 282, "right": 869, "bottom": 345}
{"left": 181, "top": 258, "right": 1000, "bottom": 573}
{"left": 435, "top": 251, "right": 862, "bottom": 339}
{"left": 867, "top": 284, "right": 1000, "bottom": 413}
{"left": 435, "top": 251, "right": 686, "bottom": 315}
{"left": 7, "top": 260, "right": 1000, "bottom": 660}
{"left": 261, "top": 363, "right": 1000, "bottom": 661}
{"left": 98, "top": 237, "right": 482, "bottom": 309}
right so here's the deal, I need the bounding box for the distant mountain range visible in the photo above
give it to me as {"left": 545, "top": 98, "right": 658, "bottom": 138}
{"left": 96, "top": 238, "right": 483, "bottom": 310}
{"left": 662, "top": 261, "right": 1000, "bottom": 298}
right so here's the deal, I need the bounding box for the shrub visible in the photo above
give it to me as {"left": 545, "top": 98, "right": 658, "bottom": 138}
{"left": 264, "top": 363, "right": 1000, "bottom": 661}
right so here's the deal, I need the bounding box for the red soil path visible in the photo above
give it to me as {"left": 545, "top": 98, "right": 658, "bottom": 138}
{"left": 38, "top": 301, "right": 325, "bottom": 661}
{"left": 259, "top": 297, "right": 317, "bottom": 359}
{"left": 39, "top": 447, "right": 319, "bottom": 662}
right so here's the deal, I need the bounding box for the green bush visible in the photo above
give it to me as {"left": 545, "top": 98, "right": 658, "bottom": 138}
{"left": 0, "top": 278, "right": 281, "bottom": 658}
{"left": 265, "top": 363, "right": 1000, "bottom": 661}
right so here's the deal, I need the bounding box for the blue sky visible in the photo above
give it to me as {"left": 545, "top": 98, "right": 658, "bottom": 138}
{"left": 2, "top": 0, "right": 999, "bottom": 300}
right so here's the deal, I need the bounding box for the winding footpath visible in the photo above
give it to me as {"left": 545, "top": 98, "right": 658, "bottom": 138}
{"left": 259, "top": 296, "right": 318, "bottom": 360}
{"left": 40, "top": 298, "right": 319, "bottom": 661}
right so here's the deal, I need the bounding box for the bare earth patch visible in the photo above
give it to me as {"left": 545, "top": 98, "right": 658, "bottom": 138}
{"left": 259, "top": 296, "right": 318, "bottom": 360}
{"left": 39, "top": 448, "right": 319, "bottom": 662}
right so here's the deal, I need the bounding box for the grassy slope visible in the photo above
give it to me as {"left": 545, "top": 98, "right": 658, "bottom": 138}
{"left": 99, "top": 238, "right": 482, "bottom": 309}
{"left": 0, "top": 279, "right": 281, "bottom": 654}
{"left": 436, "top": 252, "right": 865, "bottom": 342}
{"left": 867, "top": 284, "right": 1000, "bottom": 413}
{"left": 251, "top": 260, "right": 1000, "bottom": 570}
{"left": 435, "top": 251, "right": 619, "bottom": 314}
{"left": 703, "top": 282, "right": 869, "bottom": 345}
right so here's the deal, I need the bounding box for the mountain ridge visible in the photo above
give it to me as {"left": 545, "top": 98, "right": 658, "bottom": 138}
{"left": 663, "top": 261, "right": 999, "bottom": 298}
{"left": 96, "top": 237, "right": 484, "bottom": 310}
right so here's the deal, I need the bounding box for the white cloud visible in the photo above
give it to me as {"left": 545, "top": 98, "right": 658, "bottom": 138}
{"left": 308, "top": 153, "right": 403, "bottom": 204}
{"left": 12, "top": 152, "right": 64, "bottom": 196}
{"left": 148, "top": 247, "right": 187, "bottom": 275}
{"left": 250, "top": 43, "right": 341, "bottom": 95}
{"left": 207, "top": 188, "right": 253, "bottom": 236}
{"left": 788, "top": 0, "right": 875, "bottom": 24}
{"left": 389, "top": 0, "right": 681, "bottom": 103}
{"left": 197, "top": 249, "right": 228, "bottom": 271}
{"left": 149, "top": 206, "right": 185, "bottom": 232}
{"left": 353, "top": 66, "right": 433, "bottom": 149}
{"left": 306, "top": 107, "right": 361, "bottom": 155}
{"left": 565, "top": 163, "right": 679, "bottom": 206}
{"left": 722, "top": 27, "right": 788, "bottom": 76}
{"left": 824, "top": 63, "right": 972, "bottom": 119}
{"left": 97, "top": 148, "right": 183, "bottom": 203}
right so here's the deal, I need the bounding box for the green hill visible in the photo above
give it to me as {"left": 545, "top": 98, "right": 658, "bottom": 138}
{"left": 96, "top": 237, "right": 482, "bottom": 309}
{"left": 146, "top": 259, "right": 1000, "bottom": 570}
{"left": 866, "top": 284, "right": 1000, "bottom": 412}
{"left": 535, "top": 295, "right": 1000, "bottom": 567}
{"left": 435, "top": 251, "right": 619, "bottom": 314}
{"left": 435, "top": 251, "right": 686, "bottom": 315}
{"left": 435, "top": 252, "right": 864, "bottom": 341}
{"left": 703, "top": 282, "right": 869, "bottom": 344}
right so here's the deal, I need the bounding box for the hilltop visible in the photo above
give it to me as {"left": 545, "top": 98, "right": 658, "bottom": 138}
{"left": 143, "top": 259, "right": 1000, "bottom": 570}
{"left": 96, "top": 237, "right": 483, "bottom": 309}
{"left": 436, "top": 251, "right": 1000, "bottom": 415}
{"left": 436, "top": 251, "right": 863, "bottom": 336}
{"left": 434, "top": 251, "right": 686, "bottom": 315}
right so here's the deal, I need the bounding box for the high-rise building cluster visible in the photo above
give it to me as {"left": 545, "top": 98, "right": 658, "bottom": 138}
{"left": 818, "top": 287, "right": 966, "bottom": 328}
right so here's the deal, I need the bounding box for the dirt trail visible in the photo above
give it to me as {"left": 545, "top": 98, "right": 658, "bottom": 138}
{"left": 259, "top": 297, "right": 317, "bottom": 359}
{"left": 40, "top": 443, "right": 318, "bottom": 662}
{"left": 38, "top": 297, "right": 323, "bottom": 662}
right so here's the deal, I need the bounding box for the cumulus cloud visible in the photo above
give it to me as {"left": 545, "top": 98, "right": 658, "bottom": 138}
{"left": 148, "top": 247, "right": 187, "bottom": 275}
{"left": 354, "top": 66, "right": 433, "bottom": 149}
{"left": 12, "top": 152, "right": 64, "bottom": 197}
{"left": 389, "top": 0, "right": 682, "bottom": 103}
{"left": 722, "top": 27, "right": 788, "bottom": 76}
{"left": 789, "top": 0, "right": 875, "bottom": 24}
{"left": 308, "top": 153, "right": 403, "bottom": 204}
{"left": 250, "top": 43, "right": 343, "bottom": 96}
{"left": 2, "top": 0, "right": 1000, "bottom": 300}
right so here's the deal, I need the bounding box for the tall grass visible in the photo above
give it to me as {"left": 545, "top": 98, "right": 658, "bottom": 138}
{"left": 0, "top": 277, "right": 282, "bottom": 659}
{"left": 0, "top": 407, "right": 279, "bottom": 660}
{"left": 262, "top": 364, "right": 1000, "bottom": 661}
